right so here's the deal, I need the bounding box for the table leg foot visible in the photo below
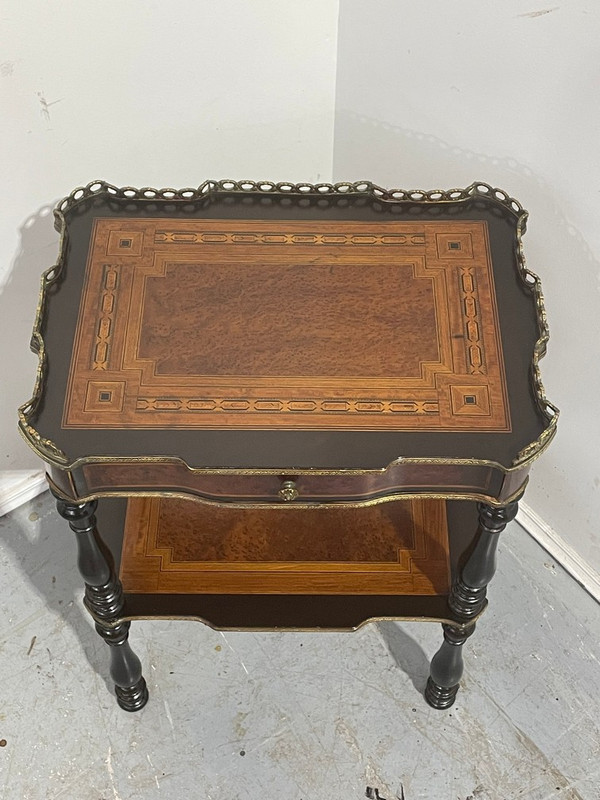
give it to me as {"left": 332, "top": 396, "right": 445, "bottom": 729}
{"left": 425, "top": 623, "right": 474, "bottom": 710}
{"left": 424, "top": 677, "right": 459, "bottom": 710}
{"left": 115, "top": 675, "right": 149, "bottom": 712}
{"left": 95, "top": 617, "right": 149, "bottom": 712}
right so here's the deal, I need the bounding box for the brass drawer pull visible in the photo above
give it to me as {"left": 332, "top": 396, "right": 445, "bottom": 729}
{"left": 278, "top": 480, "right": 299, "bottom": 502}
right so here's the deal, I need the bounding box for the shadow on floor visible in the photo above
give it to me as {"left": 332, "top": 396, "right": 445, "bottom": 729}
{"left": 0, "top": 490, "right": 115, "bottom": 696}
{"left": 376, "top": 620, "right": 431, "bottom": 694}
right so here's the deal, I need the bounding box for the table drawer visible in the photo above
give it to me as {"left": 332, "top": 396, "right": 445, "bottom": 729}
{"left": 49, "top": 457, "right": 525, "bottom": 505}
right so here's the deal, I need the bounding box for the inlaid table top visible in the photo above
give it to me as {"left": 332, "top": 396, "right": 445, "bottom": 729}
{"left": 20, "top": 180, "right": 557, "bottom": 505}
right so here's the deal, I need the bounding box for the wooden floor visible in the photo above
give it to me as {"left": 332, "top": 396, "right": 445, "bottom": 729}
{"left": 1, "top": 491, "right": 599, "bottom": 799}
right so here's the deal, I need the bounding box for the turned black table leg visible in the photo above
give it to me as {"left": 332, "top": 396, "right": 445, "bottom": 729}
{"left": 52, "top": 493, "right": 149, "bottom": 712}
{"left": 425, "top": 622, "right": 475, "bottom": 709}
{"left": 449, "top": 501, "right": 519, "bottom": 620}
{"left": 425, "top": 499, "right": 519, "bottom": 709}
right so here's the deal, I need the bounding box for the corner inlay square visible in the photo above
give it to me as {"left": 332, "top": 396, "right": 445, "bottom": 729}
{"left": 106, "top": 229, "right": 144, "bottom": 257}
{"left": 436, "top": 232, "right": 474, "bottom": 259}
{"left": 83, "top": 381, "right": 126, "bottom": 414}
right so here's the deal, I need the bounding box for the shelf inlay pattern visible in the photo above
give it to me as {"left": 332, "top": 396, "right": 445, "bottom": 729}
{"left": 119, "top": 497, "right": 451, "bottom": 596}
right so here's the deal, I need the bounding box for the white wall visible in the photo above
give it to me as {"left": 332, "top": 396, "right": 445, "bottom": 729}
{"left": 0, "top": 1, "right": 339, "bottom": 500}
{"left": 4, "top": 1, "right": 600, "bottom": 589}
{"left": 334, "top": 1, "right": 600, "bottom": 576}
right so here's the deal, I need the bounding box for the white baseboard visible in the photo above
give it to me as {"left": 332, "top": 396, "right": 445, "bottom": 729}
{"left": 517, "top": 502, "right": 600, "bottom": 604}
{"left": 0, "top": 471, "right": 48, "bottom": 517}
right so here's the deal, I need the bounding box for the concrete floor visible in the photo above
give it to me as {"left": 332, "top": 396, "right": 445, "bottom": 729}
{"left": 0, "top": 491, "right": 599, "bottom": 800}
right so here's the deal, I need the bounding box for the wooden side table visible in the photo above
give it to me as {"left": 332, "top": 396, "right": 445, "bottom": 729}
{"left": 19, "top": 179, "right": 558, "bottom": 712}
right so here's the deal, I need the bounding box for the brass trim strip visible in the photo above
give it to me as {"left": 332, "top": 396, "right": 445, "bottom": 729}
{"left": 62, "top": 453, "right": 528, "bottom": 475}
{"left": 18, "top": 231, "right": 68, "bottom": 464}
{"left": 19, "top": 179, "right": 558, "bottom": 473}
{"left": 85, "top": 607, "right": 486, "bottom": 634}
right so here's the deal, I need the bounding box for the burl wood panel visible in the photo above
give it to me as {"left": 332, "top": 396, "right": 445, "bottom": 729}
{"left": 63, "top": 218, "right": 510, "bottom": 431}
{"left": 119, "top": 497, "right": 450, "bottom": 595}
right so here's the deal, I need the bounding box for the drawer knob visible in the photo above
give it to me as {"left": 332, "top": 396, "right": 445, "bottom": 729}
{"left": 278, "top": 480, "right": 299, "bottom": 502}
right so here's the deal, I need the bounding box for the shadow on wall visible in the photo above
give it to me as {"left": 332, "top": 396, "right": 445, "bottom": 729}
{"left": 0, "top": 204, "right": 60, "bottom": 473}
{"left": 333, "top": 110, "right": 600, "bottom": 529}
{"left": 333, "top": 110, "right": 599, "bottom": 277}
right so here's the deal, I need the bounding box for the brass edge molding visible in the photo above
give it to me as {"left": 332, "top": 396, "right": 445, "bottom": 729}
{"left": 17, "top": 211, "right": 69, "bottom": 464}
{"left": 54, "top": 451, "right": 530, "bottom": 475}
{"left": 20, "top": 179, "right": 558, "bottom": 472}
{"left": 105, "top": 615, "right": 479, "bottom": 634}
{"left": 87, "top": 610, "right": 485, "bottom": 634}
{"left": 512, "top": 209, "right": 559, "bottom": 465}
{"left": 50, "top": 178, "right": 527, "bottom": 214}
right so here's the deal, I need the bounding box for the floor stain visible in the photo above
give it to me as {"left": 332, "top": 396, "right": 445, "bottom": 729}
{"left": 465, "top": 787, "right": 487, "bottom": 800}
{"left": 518, "top": 7, "right": 559, "bottom": 18}
{"left": 335, "top": 718, "right": 362, "bottom": 759}
{"left": 366, "top": 785, "right": 405, "bottom": 800}
{"left": 512, "top": 725, "right": 586, "bottom": 799}
{"left": 235, "top": 710, "right": 249, "bottom": 738}
{"left": 364, "top": 758, "right": 397, "bottom": 800}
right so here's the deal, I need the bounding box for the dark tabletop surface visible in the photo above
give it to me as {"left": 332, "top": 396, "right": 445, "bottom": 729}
{"left": 23, "top": 183, "right": 556, "bottom": 473}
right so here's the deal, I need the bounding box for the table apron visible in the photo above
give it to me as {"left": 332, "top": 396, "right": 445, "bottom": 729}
{"left": 47, "top": 461, "right": 528, "bottom": 506}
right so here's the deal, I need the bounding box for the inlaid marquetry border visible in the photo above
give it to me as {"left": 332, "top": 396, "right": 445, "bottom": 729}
{"left": 155, "top": 229, "right": 427, "bottom": 247}
{"left": 92, "top": 265, "right": 119, "bottom": 370}
{"left": 134, "top": 396, "right": 441, "bottom": 415}
{"left": 62, "top": 217, "right": 510, "bottom": 432}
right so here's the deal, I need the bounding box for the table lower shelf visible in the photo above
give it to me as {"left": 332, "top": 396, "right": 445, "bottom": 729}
{"left": 120, "top": 496, "right": 451, "bottom": 596}
{"left": 90, "top": 496, "right": 480, "bottom": 630}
